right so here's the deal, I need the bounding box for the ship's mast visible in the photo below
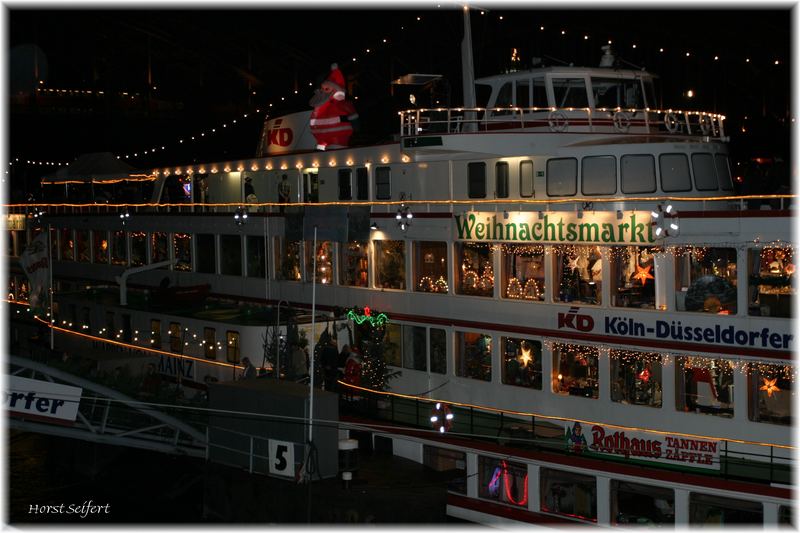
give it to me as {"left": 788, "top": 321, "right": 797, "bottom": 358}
{"left": 461, "top": 5, "right": 477, "bottom": 132}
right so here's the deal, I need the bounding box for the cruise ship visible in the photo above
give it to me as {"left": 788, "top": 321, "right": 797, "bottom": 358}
{"left": 7, "top": 36, "right": 794, "bottom": 526}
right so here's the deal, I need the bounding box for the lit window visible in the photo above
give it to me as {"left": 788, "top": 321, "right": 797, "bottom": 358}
{"left": 552, "top": 343, "right": 598, "bottom": 398}
{"left": 675, "top": 247, "right": 737, "bottom": 314}
{"left": 675, "top": 356, "right": 734, "bottom": 418}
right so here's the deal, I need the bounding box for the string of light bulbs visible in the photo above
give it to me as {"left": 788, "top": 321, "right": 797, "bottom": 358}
{"left": 11, "top": 9, "right": 786, "bottom": 170}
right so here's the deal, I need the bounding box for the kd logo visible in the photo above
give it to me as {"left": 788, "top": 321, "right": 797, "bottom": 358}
{"left": 267, "top": 127, "right": 294, "bottom": 147}
{"left": 557, "top": 306, "right": 594, "bottom": 332}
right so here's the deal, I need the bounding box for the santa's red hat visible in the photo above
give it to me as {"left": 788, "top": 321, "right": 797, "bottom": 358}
{"left": 323, "top": 63, "right": 346, "bottom": 101}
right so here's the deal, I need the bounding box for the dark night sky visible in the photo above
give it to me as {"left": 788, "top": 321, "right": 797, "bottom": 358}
{"left": 6, "top": 4, "right": 793, "bottom": 193}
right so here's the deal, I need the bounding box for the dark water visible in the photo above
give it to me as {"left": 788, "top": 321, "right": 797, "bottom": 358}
{"left": 8, "top": 431, "right": 206, "bottom": 524}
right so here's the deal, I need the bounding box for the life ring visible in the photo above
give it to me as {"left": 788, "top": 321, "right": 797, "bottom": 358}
{"left": 699, "top": 114, "right": 712, "bottom": 135}
{"left": 664, "top": 112, "right": 680, "bottom": 133}
{"left": 613, "top": 111, "right": 631, "bottom": 133}
{"left": 430, "top": 402, "right": 454, "bottom": 433}
{"left": 547, "top": 110, "right": 569, "bottom": 132}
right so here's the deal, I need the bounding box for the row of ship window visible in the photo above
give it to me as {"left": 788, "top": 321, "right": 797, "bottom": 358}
{"left": 462, "top": 153, "right": 733, "bottom": 199}
{"left": 15, "top": 227, "right": 793, "bottom": 319}
{"left": 425, "top": 445, "right": 792, "bottom": 525}
{"left": 22, "top": 289, "right": 790, "bottom": 429}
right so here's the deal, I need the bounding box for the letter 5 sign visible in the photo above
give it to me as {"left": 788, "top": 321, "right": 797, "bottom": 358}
{"left": 268, "top": 439, "right": 295, "bottom": 477}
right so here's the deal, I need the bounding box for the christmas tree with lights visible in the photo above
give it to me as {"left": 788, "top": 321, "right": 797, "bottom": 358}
{"left": 349, "top": 307, "right": 400, "bottom": 391}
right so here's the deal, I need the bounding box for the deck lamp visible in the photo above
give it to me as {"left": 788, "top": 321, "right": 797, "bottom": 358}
{"left": 396, "top": 195, "right": 413, "bottom": 231}
{"left": 233, "top": 206, "right": 248, "bottom": 225}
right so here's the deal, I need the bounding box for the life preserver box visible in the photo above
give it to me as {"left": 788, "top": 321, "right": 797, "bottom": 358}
{"left": 430, "top": 402, "right": 454, "bottom": 433}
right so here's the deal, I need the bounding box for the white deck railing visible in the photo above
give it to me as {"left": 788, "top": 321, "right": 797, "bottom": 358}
{"left": 399, "top": 106, "right": 727, "bottom": 140}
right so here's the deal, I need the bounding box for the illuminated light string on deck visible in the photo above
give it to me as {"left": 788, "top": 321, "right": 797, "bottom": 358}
{"left": 28, "top": 313, "right": 245, "bottom": 372}
{"left": 336, "top": 380, "right": 794, "bottom": 450}
{"left": 10, "top": 194, "right": 796, "bottom": 209}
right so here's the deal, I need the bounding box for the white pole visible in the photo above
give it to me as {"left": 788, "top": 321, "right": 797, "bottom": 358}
{"left": 47, "top": 223, "right": 54, "bottom": 350}
{"left": 308, "top": 226, "right": 317, "bottom": 445}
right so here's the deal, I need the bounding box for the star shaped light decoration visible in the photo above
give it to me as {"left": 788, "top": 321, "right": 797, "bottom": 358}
{"left": 633, "top": 264, "right": 655, "bottom": 285}
{"left": 760, "top": 377, "right": 781, "bottom": 398}
{"left": 567, "top": 255, "right": 580, "bottom": 272}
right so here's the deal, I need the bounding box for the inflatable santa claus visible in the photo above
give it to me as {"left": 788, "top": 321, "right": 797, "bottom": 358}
{"left": 309, "top": 63, "right": 358, "bottom": 151}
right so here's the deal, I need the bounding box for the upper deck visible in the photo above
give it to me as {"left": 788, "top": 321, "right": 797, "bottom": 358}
{"left": 400, "top": 65, "right": 726, "bottom": 157}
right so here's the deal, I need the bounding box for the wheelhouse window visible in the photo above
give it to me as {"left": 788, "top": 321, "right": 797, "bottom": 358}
{"left": 169, "top": 322, "right": 182, "bottom": 353}
{"left": 275, "top": 238, "right": 302, "bottom": 281}
{"left": 305, "top": 240, "right": 333, "bottom": 285}
{"left": 374, "top": 240, "right": 406, "bottom": 289}
{"left": 339, "top": 240, "right": 369, "bottom": 287}
{"left": 610, "top": 350, "right": 663, "bottom": 408}
{"left": 546, "top": 158, "right": 577, "bottom": 196}
{"left": 356, "top": 167, "right": 369, "bottom": 200}
{"left": 689, "top": 493, "right": 762, "bottom": 525}
{"left": 540, "top": 467, "right": 596, "bottom": 522}
{"left": 611, "top": 480, "right": 674, "bottom": 525}
{"left": 581, "top": 156, "right": 616, "bottom": 195}
{"left": 337, "top": 168, "right": 352, "bottom": 200}
{"left": 692, "top": 153, "right": 719, "bottom": 191}
{"left": 554, "top": 245, "right": 602, "bottom": 304}
{"left": 502, "top": 337, "right": 542, "bottom": 389}
{"left": 519, "top": 160, "right": 534, "bottom": 197}
{"left": 130, "top": 231, "right": 146, "bottom": 267}
{"left": 196, "top": 234, "right": 216, "bottom": 274}
{"left": 715, "top": 154, "right": 734, "bottom": 191}
{"left": 111, "top": 230, "right": 127, "bottom": 265}
{"left": 246, "top": 235, "right": 266, "bottom": 278}
{"left": 173, "top": 233, "right": 192, "bottom": 271}
{"left": 748, "top": 363, "right": 791, "bottom": 426}
{"left": 402, "top": 325, "right": 427, "bottom": 371}
{"left": 515, "top": 80, "right": 530, "bottom": 108}
{"left": 676, "top": 356, "right": 734, "bottom": 418}
{"left": 456, "top": 331, "right": 491, "bottom": 381}
{"left": 675, "top": 247, "right": 737, "bottom": 314}
{"left": 60, "top": 228, "right": 74, "bottom": 261}
{"left": 219, "top": 235, "right": 242, "bottom": 276}
{"left": 467, "top": 162, "right": 486, "bottom": 198}
{"left": 591, "top": 77, "right": 644, "bottom": 108}
{"left": 495, "top": 162, "right": 509, "bottom": 198}
{"left": 226, "top": 331, "right": 240, "bottom": 363}
{"left": 551, "top": 77, "right": 589, "bottom": 108}
{"left": 659, "top": 153, "right": 691, "bottom": 192}
{"left": 414, "top": 241, "right": 448, "bottom": 293}
{"left": 93, "top": 230, "right": 109, "bottom": 264}
{"left": 621, "top": 154, "right": 656, "bottom": 194}
{"left": 611, "top": 246, "right": 658, "bottom": 309}
{"left": 151, "top": 232, "right": 168, "bottom": 264}
{"left": 75, "top": 229, "right": 90, "bottom": 262}
{"left": 552, "top": 343, "right": 599, "bottom": 399}
{"left": 748, "top": 247, "right": 794, "bottom": 318}
{"left": 375, "top": 166, "right": 391, "bottom": 199}
{"left": 455, "top": 242, "right": 494, "bottom": 297}
{"left": 478, "top": 456, "right": 528, "bottom": 507}
{"left": 430, "top": 328, "right": 447, "bottom": 374}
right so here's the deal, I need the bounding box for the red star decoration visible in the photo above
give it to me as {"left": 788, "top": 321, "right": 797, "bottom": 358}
{"left": 633, "top": 264, "right": 655, "bottom": 285}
